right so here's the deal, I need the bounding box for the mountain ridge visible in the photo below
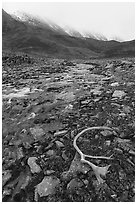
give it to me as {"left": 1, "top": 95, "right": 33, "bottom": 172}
{"left": 2, "top": 9, "right": 135, "bottom": 59}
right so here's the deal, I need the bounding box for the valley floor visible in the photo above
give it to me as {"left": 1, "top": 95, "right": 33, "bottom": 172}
{"left": 2, "top": 54, "right": 135, "bottom": 202}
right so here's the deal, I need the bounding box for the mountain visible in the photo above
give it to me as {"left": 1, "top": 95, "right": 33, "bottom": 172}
{"left": 2, "top": 9, "right": 135, "bottom": 59}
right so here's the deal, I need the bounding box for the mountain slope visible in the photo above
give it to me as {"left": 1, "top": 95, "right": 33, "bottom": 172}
{"left": 2, "top": 9, "right": 135, "bottom": 59}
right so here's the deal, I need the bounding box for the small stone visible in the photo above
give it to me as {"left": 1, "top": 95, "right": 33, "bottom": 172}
{"left": 105, "top": 64, "right": 113, "bottom": 69}
{"left": 3, "top": 189, "right": 12, "bottom": 196}
{"left": 44, "top": 170, "right": 55, "bottom": 175}
{"left": 111, "top": 82, "right": 119, "bottom": 87}
{"left": 119, "top": 112, "right": 126, "bottom": 117}
{"left": 105, "top": 140, "right": 111, "bottom": 146}
{"left": 67, "top": 178, "right": 84, "bottom": 193}
{"left": 15, "top": 147, "right": 24, "bottom": 160}
{"left": 35, "top": 176, "right": 60, "bottom": 198}
{"left": 2, "top": 170, "right": 12, "bottom": 186}
{"left": 129, "top": 150, "right": 135, "bottom": 155}
{"left": 122, "top": 105, "right": 131, "bottom": 114}
{"left": 100, "top": 130, "right": 113, "bottom": 137}
{"left": 65, "top": 104, "right": 73, "bottom": 110}
{"left": 28, "top": 112, "right": 36, "bottom": 119}
{"left": 46, "top": 150, "right": 55, "bottom": 157}
{"left": 112, "top": 90, "right": 126, "bottom": 99}
{"left": 27, "top": 157, "right": 41, "bottom": 173}
{"left": 111, "top": 102, "right": 121, "bottom": 108}
{"left": 81, "top": 100, "right": 90, "bottom": 105}
{"left": 90, "top": 89, "right": 102, "bottom": 95}
{"left": 68, "top": 153, "right": 90, "bottom": 175}
{"left": 83, "top": 179, "right": 89, "bottom": 186}
{"left": 55, "top": 141, "right": 64, "bottom": 148}
{"left": 120, "top": 132, "right": 125, "bottom": 138}
{"left": 54, "top": 130, "right": 67, "bottom": 137}
{"left": 21, "top": 175, "right": 31, "bottom": 189}
{"left": 114, "top": 148, "right": 123, "bottom": 154}
{"left": 30, "top": 126, "right": 45, "bottom": 140}
{"left": 62, "top": 151, "right": 69, "bottom": 161}
{"left": 94, "top": 97, "right": 102, "bottom": 102}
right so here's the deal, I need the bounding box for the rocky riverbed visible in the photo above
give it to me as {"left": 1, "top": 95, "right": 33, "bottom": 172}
{"left": 2, "top": 54, "right": 135, "bottom": 202}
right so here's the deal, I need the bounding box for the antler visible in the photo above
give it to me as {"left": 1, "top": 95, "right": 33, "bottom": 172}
{"left": 73, "top": 126, "right": 116, "bottom": 184}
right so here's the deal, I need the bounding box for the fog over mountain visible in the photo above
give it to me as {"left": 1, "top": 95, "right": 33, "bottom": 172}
{"left": 2, "top": 9, "right": 135, "bottom": 59}
{"left": 3, "top": 2, "right": 135, "bottom": 42}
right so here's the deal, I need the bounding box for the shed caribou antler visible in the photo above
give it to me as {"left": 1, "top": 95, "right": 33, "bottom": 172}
{"left": 73, "top": 126, "right": 117, "bottom": 184}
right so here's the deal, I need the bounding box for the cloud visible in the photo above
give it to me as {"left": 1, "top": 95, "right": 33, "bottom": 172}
{"left": 2, "top": 2, "right": 135, "bottom": 41}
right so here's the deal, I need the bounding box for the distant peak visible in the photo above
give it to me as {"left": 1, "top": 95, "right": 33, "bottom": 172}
{"left": 4, "top": 10, "right": 123, "bottom": 42}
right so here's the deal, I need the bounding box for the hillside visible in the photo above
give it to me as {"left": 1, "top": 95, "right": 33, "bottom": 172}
{"left": 2, "top": 9, "right": 135, "bottom": 59}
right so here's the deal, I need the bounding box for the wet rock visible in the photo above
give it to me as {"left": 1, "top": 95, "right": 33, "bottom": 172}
{"left": 27, "top": 157, "right": 41, "bottom": 173}
{"left": 35, "top": 176, "right": 60, "bottom": 199}
{"left": 112, "top": 90, "right": 126, "bottom": 99}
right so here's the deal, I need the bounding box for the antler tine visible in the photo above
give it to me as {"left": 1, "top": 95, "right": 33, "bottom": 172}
{"left": 73, "top": 126, "right": 116, "bottom": 160}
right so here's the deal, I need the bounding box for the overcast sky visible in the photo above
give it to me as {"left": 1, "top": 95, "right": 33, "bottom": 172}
{"left": 2, "top": 2, "right": 135, "bottom": 41}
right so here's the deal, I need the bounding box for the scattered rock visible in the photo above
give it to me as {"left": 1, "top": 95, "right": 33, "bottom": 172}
{"left": 44, "top": 170, "right": 55, "bottom": 175}
{"left": 61, "top": 153, "right": 90, "bottom": 181}
{"left": 35, "top": 176, "right": 60, "bottom": 199}
{"left": 100, "top": 130, "right": 113, "bottom": 137}
{"left": 55, "top": 141, "right": 64, "bottom": 148}
{"left": 119, "top": 112, "right": 126, "bottom": 117}
{"left": 27, "top": 157, "right": 41, "bottom": 173}
{"left": 2, "top": 170, "right": 12, "bottom": 186}
{"left": 90, "top": 89, "right": 102, "bottom": 95}
{"left": 67, "top": 178, "right": 84, "bottom": 193}
{"left": 111, "top": 82, "right": 119, "bottom": 87}
{"left": 46, "top": 150, "right": 55, "bottom": 157}
{"left": 122, "top": 105, "right": 131, "bottom": 114}
{"left": 30, "top": 126, "right": 45, "bottom": 140}
{"left": 16, "top": 147, "right": 24, "bottom": 160}
{"left": 105, "top": 140, "right": 111, "bottom": 146}
{"left": 62, "top": 151, "right": 69, "bottom": 161}
{"left": 27, "top": 112, "right": 36, "bottom": 119}
{"left": 2, "top": 56, "right": 135, "bottom": 202}
{"left": 3, "top": 188, "right": 12, "bottom": 197}
{"left": 54, "top": 130, "right": 67, "bottom": 137}
{"left": 112, "top": 90, "right": 126, "bottom": 99}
